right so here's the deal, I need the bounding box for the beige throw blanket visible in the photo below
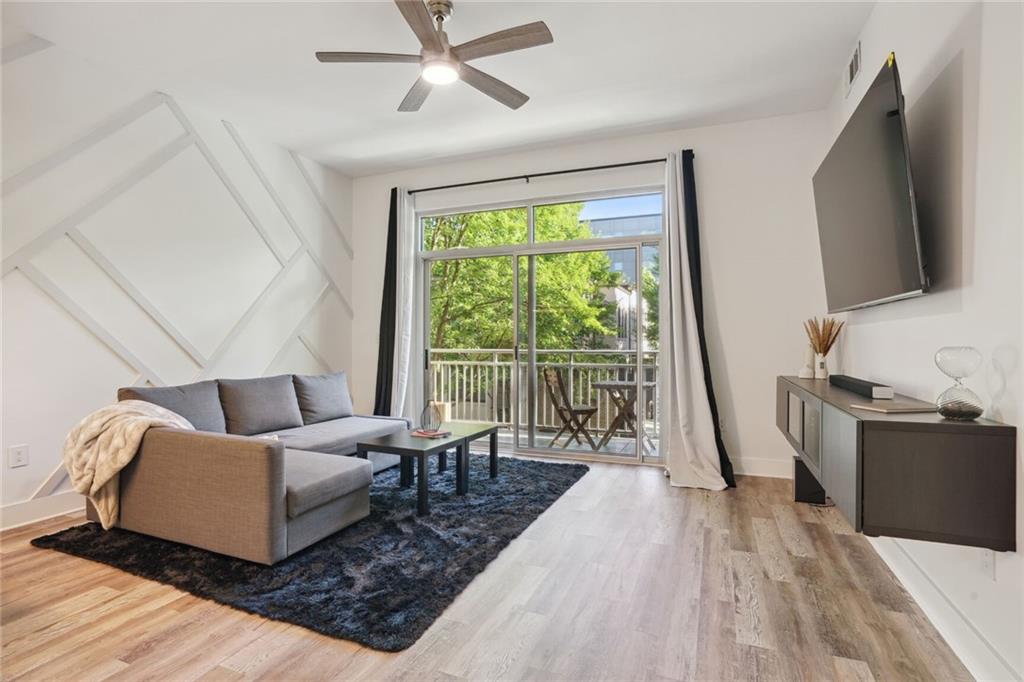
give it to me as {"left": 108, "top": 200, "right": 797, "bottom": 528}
{"left": 63, "top": 400, "right": 194, "bottom": 529}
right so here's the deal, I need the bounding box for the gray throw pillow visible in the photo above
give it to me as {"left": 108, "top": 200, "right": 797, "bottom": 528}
{"left": 218, "top": 375, "right": 304, "bottom": 436}
{"left": 292, "top": 372, "right": 355, "bottom": 425}
{"left": 117, "top": 380, "right": 226, "bottom": 432}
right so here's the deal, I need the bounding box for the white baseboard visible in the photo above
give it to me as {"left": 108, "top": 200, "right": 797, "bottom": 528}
{"left": 0, "top": 491, "right": 84, "bottom": 531}
{"left": 732, "top": 456, "right": 791, "bottom": 479}
{"left": 869, "top": 536, "right": 1020, "bottom": 681}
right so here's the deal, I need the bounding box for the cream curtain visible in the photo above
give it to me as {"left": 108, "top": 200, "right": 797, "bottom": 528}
{"left": 390, "top": 188, "right": 423, "bottom": 423}
{"left": 661, "top": 152, "right": 728, "bottom": 490}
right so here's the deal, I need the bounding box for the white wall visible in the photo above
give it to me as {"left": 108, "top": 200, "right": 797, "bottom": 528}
{"left": 822, "top": 2, "right": 1022, "bottom": 679}
{"left": 348, "top": 5, "right": 1024, "bottom": 674}
{"left": 351, "top": 109, "right": 832, "bottom": 479}
{"left": 0, "top": 36, "right": 356, "bottom": 528}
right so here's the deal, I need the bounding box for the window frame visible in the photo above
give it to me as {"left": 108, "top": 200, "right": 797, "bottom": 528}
{"left": 418, "top": 186, "right": 665, "bottom": 262}
{"left": 418, "top": 184, "right": 666, "bottom": 466}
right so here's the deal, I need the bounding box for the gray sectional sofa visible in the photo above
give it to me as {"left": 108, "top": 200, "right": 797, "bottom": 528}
{"left": 90, "top": 372, "right": 409, "bottom": 565}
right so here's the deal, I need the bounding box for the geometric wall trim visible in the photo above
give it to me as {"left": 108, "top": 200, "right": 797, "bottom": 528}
{"left": 222, "top": 121, "right": 354, "bottom": 319}
{"left": 0, "top": 34, "right": 53, "bottom": 66}
{"left": 264, "top": 287, "right": 332, "bottom": 374}
{"left": 2, "top": 40, "right": 355, "bottom": 510}
{"left": 2, "top": 91, "right": 166, "bottom": 198}
{"left": 3, "top": 91, "right": 355, "bottom": 391}
{"left": 288, "top": 148, "right": 355, "bottom": 259}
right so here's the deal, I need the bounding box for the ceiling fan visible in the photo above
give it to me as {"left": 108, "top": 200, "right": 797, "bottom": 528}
{"left": 316, "top": 0, "right": 553, "bottom": 112}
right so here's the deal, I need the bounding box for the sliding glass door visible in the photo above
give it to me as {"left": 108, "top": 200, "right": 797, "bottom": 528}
{"left": 422, "top": 192, "right": 663, "bottom": 463}
{"left": 518, "top": 247, "right": 639, "bottom": 457}
{"left": 427, "top": 254, "right": 516, "bottom": 428}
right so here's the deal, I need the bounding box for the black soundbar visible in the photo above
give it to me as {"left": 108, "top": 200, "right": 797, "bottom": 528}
{"left": 829, "top": 374, "right": 894, "bottom": 399}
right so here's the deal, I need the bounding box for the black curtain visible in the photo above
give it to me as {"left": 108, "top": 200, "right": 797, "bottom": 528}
{"left": 372, "top": 188, "right": 399, "bottom": 416}
{"left": 681, "top": 150, "right": 736, "bottom": 487}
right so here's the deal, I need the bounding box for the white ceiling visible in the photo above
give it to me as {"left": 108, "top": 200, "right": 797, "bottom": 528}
{"left": 4, "top": 1, "right": 873, "bottom": 176}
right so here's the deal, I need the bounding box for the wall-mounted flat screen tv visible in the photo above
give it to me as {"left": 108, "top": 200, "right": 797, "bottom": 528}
{"left": 812, "top": 53, "right": 929, "bottom": 313}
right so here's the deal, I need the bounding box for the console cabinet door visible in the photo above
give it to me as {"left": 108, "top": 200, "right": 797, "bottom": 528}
{"left": 822, "top": 403, "right": 861, "bottom": 530}
{"left": 788, "top": 393, "right": 803, "bottom": 444}
{"left": 776, "top": 379, "right": 822, "bottom": 483}
{"left": 802, "top": 398, "right": 822, "bottom": 477}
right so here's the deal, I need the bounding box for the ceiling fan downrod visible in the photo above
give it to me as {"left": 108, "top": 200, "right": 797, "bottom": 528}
{"left": 427, "top": 0, "right": 453, "bottom": 26}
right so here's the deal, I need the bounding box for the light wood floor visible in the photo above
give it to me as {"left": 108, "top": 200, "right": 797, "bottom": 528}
{"left": 1, "top": 465, "right": 972, "bottom": 681}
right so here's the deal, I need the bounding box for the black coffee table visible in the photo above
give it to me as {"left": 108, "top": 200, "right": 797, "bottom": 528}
{"left": 355, "top": 422, "right": 500, "bottom": 516}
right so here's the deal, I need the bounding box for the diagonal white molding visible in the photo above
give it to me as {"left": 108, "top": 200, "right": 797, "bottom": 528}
{"left": 222, "top": 120, "right": 354, "bottom": 319}
{"left": 2, "top": 92, "right": 167, "bottom": 196}
{"left": 31, "top": 463, "right": 69, "bottom": 500}
{"left": 263, "top": 286, "right": 331, "bottom": 374}
{"left": 66, "top": 228, "right": 208, "bottom": 366}
{"left": 19, "top": 263, "right": 163, "bottom": 387}
{"left": 1, "top": 34, "right": 54, "bottom": 65}
{"left": 1, "top": 133, "right": 194, "bottom": 276}
{"left": 288, "top": 150, "right": 355, "bottom": 258}
{"left": 3, "top": 90, "right": 311, "bottom": 373}
{"left": 299, "top": 240, "right": 353, "bottom": 318}
{"left": 298, "top": 335, "right": 333, "bottom": 374}
{"left": 161, "top": 96, "right": 289, "bottom": 266}
{"left": 198, "top": 250, "right": 305, "bottom": 379}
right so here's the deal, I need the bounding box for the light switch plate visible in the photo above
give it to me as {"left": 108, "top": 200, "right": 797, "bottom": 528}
{"left": 8, "top": 444, "right": 29, "bottom": 469}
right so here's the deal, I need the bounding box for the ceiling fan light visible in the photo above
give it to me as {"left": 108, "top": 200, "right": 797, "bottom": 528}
{"left": 422, "top": 59, "right": 459, "bottom": 85}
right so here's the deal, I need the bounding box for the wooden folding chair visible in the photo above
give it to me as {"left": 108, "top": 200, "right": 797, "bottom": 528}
{"left": 542, "top": 367, "right": 598, "bottom": 450}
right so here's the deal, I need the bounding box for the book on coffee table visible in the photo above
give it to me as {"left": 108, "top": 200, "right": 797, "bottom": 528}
{"left": 411, "top": 429, "right": 452, "bottom": 439}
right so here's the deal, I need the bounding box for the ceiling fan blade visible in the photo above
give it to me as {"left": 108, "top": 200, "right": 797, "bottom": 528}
{"left": 398, "top": 76, "right": 433, "bottom": 112}
{"left": 453, "top": 21, "right": 553, "bottom": 62}
{"left": 316, "top": 52, "right": 420, "bottom": 63}
{"left": 460, "top": 64, "right": 529, "bottom": 109}
{"left": 394, "top": 0, "right": 443, "bottom": 53}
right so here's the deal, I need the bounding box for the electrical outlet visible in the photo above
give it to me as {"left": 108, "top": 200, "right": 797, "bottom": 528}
{"left": 7, "top": 444, "right": 29, "bottom": 469}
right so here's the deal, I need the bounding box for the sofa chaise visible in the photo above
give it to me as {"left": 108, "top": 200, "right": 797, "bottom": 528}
{"left": 86, "top": 372, "right": 409, "bottom": 564}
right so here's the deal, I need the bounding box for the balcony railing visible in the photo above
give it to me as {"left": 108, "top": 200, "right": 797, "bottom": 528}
{"left": 428, "top": 348, "right": 660, "bottom": 438}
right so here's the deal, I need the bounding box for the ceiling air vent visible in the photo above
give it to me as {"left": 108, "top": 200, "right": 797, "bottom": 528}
{"left": 846, "top": 41, "right": 862, "bottom": 97}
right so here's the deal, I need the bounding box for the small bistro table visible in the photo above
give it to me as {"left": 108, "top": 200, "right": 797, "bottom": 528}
{"left": 591, "top": 380, "right": 657, "bottom": 453}
{"left": 355, "top": 422, "right": 500, "bottom": 516}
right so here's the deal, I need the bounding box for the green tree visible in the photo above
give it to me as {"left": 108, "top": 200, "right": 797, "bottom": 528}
{"left": 425, "top": 208, "right": 523, "bottom": 350}
{"left": 425, "top": 204, "right": 621, "bottom": 351}
{"left": 641, "top": 252, "right": 660, "bottom": 348}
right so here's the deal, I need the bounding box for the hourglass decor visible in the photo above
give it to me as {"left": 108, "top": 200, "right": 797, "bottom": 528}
{"left": 934, "top": 346, "right": 984, "bottom": 420}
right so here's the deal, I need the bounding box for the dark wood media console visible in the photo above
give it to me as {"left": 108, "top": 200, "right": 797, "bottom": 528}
{"left": 776, "top": 376, "right": 1016, "bottom": 551}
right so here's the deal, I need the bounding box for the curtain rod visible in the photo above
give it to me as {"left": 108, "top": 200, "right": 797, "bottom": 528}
{"left": 407, "top": 157, "right": 667, "bottom": 196}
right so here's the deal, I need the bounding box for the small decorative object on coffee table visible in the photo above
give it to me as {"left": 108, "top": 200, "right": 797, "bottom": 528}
{"left": 935, "top": 346, "right": 984, "bottom": 421}
{"left": 804, "top": 316, "right": 844, "bottom": 379}
{"left": 420, "top": 400, "right": 443, "bottom": 431}
{"left": 356, "top": 422, "right": 500, "bottom": 516}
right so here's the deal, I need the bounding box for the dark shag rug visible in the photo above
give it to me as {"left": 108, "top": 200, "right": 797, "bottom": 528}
{"left": 31, "top": 456, "right": 588, "bottom": 652}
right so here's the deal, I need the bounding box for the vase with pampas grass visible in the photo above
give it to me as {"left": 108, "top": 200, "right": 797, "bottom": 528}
{"left": 804, "top": 317, "right": 844, "bottom": 379}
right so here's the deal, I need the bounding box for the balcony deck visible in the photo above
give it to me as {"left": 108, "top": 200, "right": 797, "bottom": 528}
{"left": 431, "top": 348, "right": 661, "bottom": 462}
{"left": 463, "top": 424, "right": 660, "bottom": 460}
